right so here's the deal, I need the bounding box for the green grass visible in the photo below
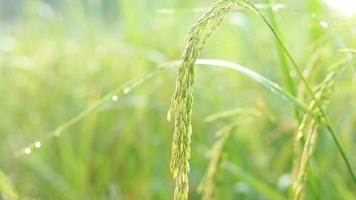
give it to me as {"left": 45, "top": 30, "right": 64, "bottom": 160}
{"left": 0, "top": 0, "right": 355, "bottom": 199}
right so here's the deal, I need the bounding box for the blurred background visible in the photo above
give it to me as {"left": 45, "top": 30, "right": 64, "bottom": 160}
{"left": 0, "top": 0, "right": 355, "bottom": 199}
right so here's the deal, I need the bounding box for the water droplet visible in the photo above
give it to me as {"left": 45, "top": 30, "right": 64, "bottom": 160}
{"left": 34, "top": 141, "right": 41, "bottom": 148}
{"left": 320, "top": 20, "right": 329, "bottom": 29}
{"left": 54, "top": 129, "right": 61, "bottom": 137}
{"left": 278, "top": 173, "right": 292, "bottom": 190}
{"left": 123, "top": 87, "right": 131, "bottom": 94}
{"left": 289, "top": 70, "right": 297, "bottom": 78}
{"left": 24, "top": 147, "right": 32, "bottom": 155}
{"left": 112, "top": 95, "right": 118, "bottom": 101}
{"left": 272, "top": 4, "right": 285, "bottom": 11}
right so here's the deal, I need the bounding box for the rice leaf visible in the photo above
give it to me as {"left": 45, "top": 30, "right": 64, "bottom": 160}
{"left": 195, "top": 59, "right": 308, "bottom": 112}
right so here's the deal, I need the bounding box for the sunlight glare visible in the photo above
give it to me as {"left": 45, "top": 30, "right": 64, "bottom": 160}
{"left": 324, "top": 0, "right": 356, "bottom": 17}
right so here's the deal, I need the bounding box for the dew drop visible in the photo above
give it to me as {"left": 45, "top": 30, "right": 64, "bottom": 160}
{"left": 112, "top": 95, "right": 118, "bottom": 101}
{"left": 54, "top": 129, "right": 61, "bottom": 137}
{"left": 24, "top": 147, "right": 32, "bottom": 155}
{"left": 34, "top": 141, "right": 42, "bottom": 148}
{"left": 272, "top": 4, "right": 284, "bottom": 11}
{"left": 123, "top": 87, "right": 131, "bottom": 94}
{"left": 278, "top": 173, "right": 292, "bottom": 190}
{"left": 320, "top": 20, "right": 329, "bottom": 29}
{"left": 289, "top": 70, "right": 297, "bottom": 78}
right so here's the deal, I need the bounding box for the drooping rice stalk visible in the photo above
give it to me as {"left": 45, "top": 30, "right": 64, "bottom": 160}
{"left": 167, "top": 1, "right": 233, "bottom": 199}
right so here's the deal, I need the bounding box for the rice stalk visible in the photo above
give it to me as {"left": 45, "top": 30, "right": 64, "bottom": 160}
{"left": 297, "top": 45, "right": 328, "bottom": 103}
{"left": 292, "top": 62, "right": 345, "bottom": 200}
{"left": 167, "top": 1, "right": 233, "bottom": 199}
{"left": 197, "top": 123, "right": 237, "bottom": 200}
{"left": 292, "top": 47, "right": 328, "bottom": 176}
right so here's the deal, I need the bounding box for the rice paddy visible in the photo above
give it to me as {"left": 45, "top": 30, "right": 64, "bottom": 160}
{"left": 0, "top": 0, "right": 355, "bottom": 199}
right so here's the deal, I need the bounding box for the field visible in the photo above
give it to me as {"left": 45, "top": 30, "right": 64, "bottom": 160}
{"left": 0, "top": 0, "right": 355, "bottom": 199}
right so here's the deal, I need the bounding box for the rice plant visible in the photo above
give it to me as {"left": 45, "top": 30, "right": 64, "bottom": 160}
{"left": 168, "top": 0, "right": 354, "bottom": 199}
{"left": 292, "top": 60, "right": 349, "bottom": 199}
{"left": 0, "top": 0, "right": 355, "bottom": 199}
{"left": 167, "top": 1, "right": 233, "bottom": 199}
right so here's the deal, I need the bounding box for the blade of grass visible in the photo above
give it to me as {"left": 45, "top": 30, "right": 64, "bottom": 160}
{"left": 195, "top": 59, "right": 308, "bottom": 112}
{"left": 15, "top": 63, "right": 176, "bottom": 157}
